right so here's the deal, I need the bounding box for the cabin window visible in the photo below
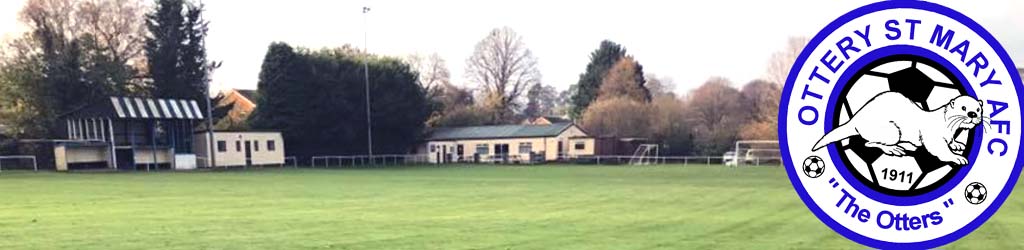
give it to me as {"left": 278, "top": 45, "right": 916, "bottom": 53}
{"left": 254, "top": 141, "right": 260, "bottom": 152}
{"left": 217, "top": 141, "right": 227, "bottom": 152}
{"left": 236, "top": 141, "right": 241, "bottom": 152}
{"left": 519, "top": 142, "right": 532, "bottom": 154}
{"left": 574, "top": 141, "right": 586, "bottom": 150}
{"left": 430, "top": 145, "right": 436, "bottom": 153}
{"left": 267, "top": 140, "right": 276, "bottom": 151}
{"left": 476, "top": 144, "right": 489, "bottom": 155}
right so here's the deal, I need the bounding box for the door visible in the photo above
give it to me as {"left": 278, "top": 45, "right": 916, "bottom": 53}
{"left": 442, "top": 145, "right": 448, "bottom": 163}
{"left": 115, "top": 148, "right": 134, "bottom": 171}
{"left": 456, "top": 144, "right": 464, "bottom": 162}
{"left": 557, "top": 141, "right": 564, "bottom": 160}
{"left": 244, "top": 141, "right": 252, "bottom": 167}
{"left": 493, "top": 144, "right": 509, "bottom": 162}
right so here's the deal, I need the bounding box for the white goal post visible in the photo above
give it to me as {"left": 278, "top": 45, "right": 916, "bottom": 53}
{"left": 629, "top": 144, "right": 660, "bottom": 165}
{"left": 732, "top": 140, "right": 781, "bottom": 166}
{"left": 0, "top": 155, "right": 38, "bottom": 172}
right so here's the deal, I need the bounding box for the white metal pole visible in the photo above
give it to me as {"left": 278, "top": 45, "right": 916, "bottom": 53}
{"left": 363, "top": 6, "right": 374, "bottom": 160}
{"left": 206, "top": 85, "right": 216, "bottom": 168}
{"left": 70, "top": 119, "right": 77, "bottom": 140}
{"left": 92, "top": 119, "right": 99, "bottom": 141}
{"left": 108, "top": 118, "right": 118, "bottom": 170}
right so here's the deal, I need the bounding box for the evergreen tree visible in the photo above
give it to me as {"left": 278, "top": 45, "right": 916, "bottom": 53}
{"left": 251, "top": 43, "right": 431, "bottom": 159}
{"left": 146, "top": 0, "right": 185, "bottom": 98}
{"left": 569, "top": 40, "right": 627, "bottom": 119}
{"left": 146, "top": 0, "right": 210, "bottom": 101}
{"left": 180, "top": 3, "right": 212, "bottom": 101}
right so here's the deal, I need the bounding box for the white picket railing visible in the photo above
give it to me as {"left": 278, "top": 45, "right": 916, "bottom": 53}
{"left": 310, "top": 154, "right": 430, "bottom": 168}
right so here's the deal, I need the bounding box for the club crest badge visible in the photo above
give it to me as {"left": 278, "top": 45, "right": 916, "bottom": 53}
{"left": 779, "top": 1, "right": 1024, "bottom": 248}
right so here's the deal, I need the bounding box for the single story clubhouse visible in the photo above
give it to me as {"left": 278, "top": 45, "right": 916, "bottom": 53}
{"left": 422, "top": 122, "right": 595, "bottom": 164}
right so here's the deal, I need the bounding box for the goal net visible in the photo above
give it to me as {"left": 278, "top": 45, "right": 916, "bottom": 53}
{"left": 629, "top": 144, "right": 660, "bottom": 165}
{"left": 0, "top": 155, "right": 38, "bottom": 172}
{"left": 731, "top": 140, "right": 781, "bottom": 166}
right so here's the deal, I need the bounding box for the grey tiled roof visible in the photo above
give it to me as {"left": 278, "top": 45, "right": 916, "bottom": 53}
{"left": 427, "top": 122, "right": 575, "bottom": 141}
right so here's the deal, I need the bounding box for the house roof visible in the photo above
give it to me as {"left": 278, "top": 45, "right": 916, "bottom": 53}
{"left": 522, "top": 116, "right": 571, "bottom": 125}
{"left": 541, "top": 116, "right": 569, "bottom": 123}
{"left": 234, "top": 89, "right": 259, "bottom": 105}
{"left": 427, "top": 122, "right": 577, "bottom": 141}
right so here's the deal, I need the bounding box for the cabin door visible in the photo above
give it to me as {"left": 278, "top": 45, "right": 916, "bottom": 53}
{"left": 456, "top": 144, "right": 464, "bottom": 162}
{"left": 442, "top": 145, "right": 449, "bottom": 163}
{"left": 557, "top": 141, "right": 564, "bottom": 160}
{"left": 244, "top": 141, "right": 253, "bottom": 167}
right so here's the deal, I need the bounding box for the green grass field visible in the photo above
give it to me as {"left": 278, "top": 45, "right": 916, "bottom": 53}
{"left": 0, "top": 165, "right": 1022, "bottom": 249}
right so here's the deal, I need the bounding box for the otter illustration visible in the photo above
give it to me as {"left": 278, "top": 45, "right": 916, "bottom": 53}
{"left": 812, "top": 92, "right": 986, "bottom": 165}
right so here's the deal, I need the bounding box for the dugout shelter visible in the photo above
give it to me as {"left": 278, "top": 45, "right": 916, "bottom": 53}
{"left": 54, "top": 96, "right": 205, "bottom": 171}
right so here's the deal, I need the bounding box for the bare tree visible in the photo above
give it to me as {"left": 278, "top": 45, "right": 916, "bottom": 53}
{"left": 465, "top": 27, "right": 541, "bottom": 122}
{"left": 686, "top": 77, "right": 748, "bottom": 154}
{"left": 645, "top": 73, "right": 676, "bottom": 97}
{"left": 598, "top": 56, "right": 649, "bottom": 102}
{"left": 21, "top": 0, "right": 147, "bottom": 67}
{"left": 765, "top": 36, "right": 810, "bottom": 86}
{"left": 581, "top": 96, "right": 651, "bottom": 138}
{"left": 405, "top": 53, "right": 450, "bottom": 98}
{"left": 523, "top": 83, "right": 558, "bottom": 118}
{"left": 76, "top": 0, "right": 148, "bottom": 66}
{"left": 739, "top": 79, "right": 781, "bottom": 140}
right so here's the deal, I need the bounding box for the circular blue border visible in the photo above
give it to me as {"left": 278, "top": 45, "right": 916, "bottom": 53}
{"left": 823, "top": 45, "right": 981, "bottom": 206}
{"left": 778, "top": 1, "right": 1024, "bottom": 249}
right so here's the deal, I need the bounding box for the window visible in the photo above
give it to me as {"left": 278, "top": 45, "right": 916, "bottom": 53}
{"left": 430, "top": 145, "right": 436, "bottom": 153}
{"left": 519, "top": 142, "right": 532, "bottom": 154}
{"left": 267, "top": 140, "right": 276, "bottom": 151}
{"left": 574, "top": 141, "right": 586, "bottom": 150}
{"left": 236, "top": 141, "right": 241, "bottom": 152}
{"left": 254, "top": 141, "right": 260, "bottom": 152}
{"left": 216, "top": 141, "right": 227, "bottom": 152}
{"left": 475, "top": 144, "right": 489, "bottom": 155}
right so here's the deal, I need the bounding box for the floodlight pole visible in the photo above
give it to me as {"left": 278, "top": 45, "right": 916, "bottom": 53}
{"left": 205, "top": 66, "right": 218, "bottom": 169}
{"left": 363, "top": 6, "right": 374, "bottom": 161}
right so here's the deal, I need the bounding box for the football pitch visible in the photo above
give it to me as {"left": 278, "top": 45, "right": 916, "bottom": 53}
{"left": 0, "top": 165, "right": 1022, "bottom": 249}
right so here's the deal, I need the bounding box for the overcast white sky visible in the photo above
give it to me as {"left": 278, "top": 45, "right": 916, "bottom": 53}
{"left": 1, "top": 0, "right": 1022, "bottom": 94}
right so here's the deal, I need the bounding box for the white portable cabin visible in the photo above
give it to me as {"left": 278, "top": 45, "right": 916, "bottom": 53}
{"left": 194, "top": 131, "right": 285, "bottom": 167}
{"left": 423, "top": 122, "right": 595, "bottom": 164}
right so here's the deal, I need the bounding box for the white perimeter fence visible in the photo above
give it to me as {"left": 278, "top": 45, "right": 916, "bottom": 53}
{"left": 311, "top": 154, "right": 430, "bottom": 168}
{"left": 307, "top": 154, "right": 780, "bottom": 168}
{"left": 195, "top": 156, "right": 300, "bottom": 169}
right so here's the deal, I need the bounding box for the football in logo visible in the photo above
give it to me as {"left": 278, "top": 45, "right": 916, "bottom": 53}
{"left": 779, "top": 1, "right": 1024, "bottom": 248}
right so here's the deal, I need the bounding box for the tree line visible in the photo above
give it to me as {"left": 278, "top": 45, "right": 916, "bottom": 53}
{"left": 416, "top": 30, "right": 808, "bottom": 155}
{"left": 0, "top": 0, "right": 214, "bottom": 144}
{"left": 0, "top": 2, "right": 806, "bottom": 157}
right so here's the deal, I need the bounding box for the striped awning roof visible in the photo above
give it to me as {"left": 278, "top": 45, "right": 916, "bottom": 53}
{"left": 109, "top": 97, "right": 205, "bottom": 120}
